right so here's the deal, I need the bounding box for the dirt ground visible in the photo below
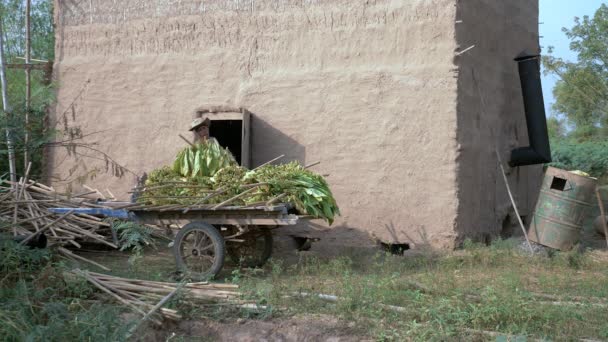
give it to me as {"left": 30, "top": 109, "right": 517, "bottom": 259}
{"left": 143, "top": 314, "right": 369, "bottom": 342}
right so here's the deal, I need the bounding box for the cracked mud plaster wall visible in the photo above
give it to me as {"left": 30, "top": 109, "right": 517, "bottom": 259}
{"left": 454, "top": 0, "right": 543, "bottom": 243}
{"left": 49, "top": 0, "right": 540, "bottom": 249}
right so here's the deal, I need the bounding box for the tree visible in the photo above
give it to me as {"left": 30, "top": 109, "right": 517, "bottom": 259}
{"left": 0, "top": 0, "right": 54, "bottom": 179}
{"left": 543, "top": 4, "right": 608, "bottom": 142}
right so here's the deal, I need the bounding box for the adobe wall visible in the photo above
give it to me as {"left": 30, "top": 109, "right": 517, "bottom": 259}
{"left": 454, "top": 0, "right": 543, "bottom": 242}
{"left": 50, "top": 0, "right": 460, "bottom": 249}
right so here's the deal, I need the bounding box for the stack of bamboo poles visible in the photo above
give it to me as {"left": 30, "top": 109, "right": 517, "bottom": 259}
{"left": 0, "top": 177, "right": 117, "bottom": 250}
{"left": 72, "top": 270, "right": 242, "bottom": 325}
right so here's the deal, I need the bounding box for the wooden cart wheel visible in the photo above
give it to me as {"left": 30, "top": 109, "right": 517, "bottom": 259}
{"left": 173, "top": 222, "right": 225, "bottom": 280}
{"left": 226, "top": 228, "right": 273, "bottom": 268}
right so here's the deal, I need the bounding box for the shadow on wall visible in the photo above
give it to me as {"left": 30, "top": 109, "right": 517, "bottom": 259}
{"left": 273, "top": 220, "right": 379, "bottom": 262}
{"left": 250, "top": 114, "right": 305, "bottom": 167}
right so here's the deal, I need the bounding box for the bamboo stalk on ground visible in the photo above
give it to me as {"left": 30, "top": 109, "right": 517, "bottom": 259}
{"left": 71, "top": 270, "right": 244, "bottom": 325}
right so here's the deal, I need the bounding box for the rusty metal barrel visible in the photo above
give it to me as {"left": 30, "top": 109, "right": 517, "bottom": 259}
{"left": 528, "top": 167, "right": 597, "bottom": 250}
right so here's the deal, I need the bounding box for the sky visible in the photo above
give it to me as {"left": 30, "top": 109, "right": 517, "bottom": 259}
{"left": 539, "top": 0, "right": 605, "bottom": 117}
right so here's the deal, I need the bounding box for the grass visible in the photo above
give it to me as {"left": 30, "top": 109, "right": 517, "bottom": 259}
{"left": 231, "top": 239, "right": 608, "bottom": 341}
{"left": 2, "top": 235, "right": 608, "bottom": 341}
{"left": 0, "top": 238, "right": 135, "bottom": 341}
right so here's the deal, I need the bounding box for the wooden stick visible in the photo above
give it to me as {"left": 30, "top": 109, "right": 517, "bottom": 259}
{"left": 212, "top": 186, "right": 260, "bottom": 209}
{"left": 127, "top": 286, "right": 180, "bottom": 336}
{"left": 595, "top": 188, "right": 608, "bottom": 249}
{"left": 105, "top": 188, "right": 115, "bottom": 200}
{"left": 75, "top": 271, "right": 148, "bottom": 316}
{"left": 12, "top": 178, "right": 23, "bottom": 234}
{"left": 495, "top": 149, "right": 533, "bottom": 253}
{"left": 253, "top": 155, "right": 285, "bottom": 170}
{"left": 20, "top": 210, "right": 75, "bottom": 245}
{"left": 0, "top": 213, "right": 53, "bottom": 228}
{"left": 304, "top": 161, "right": 321, "bottom": 169}
{"left": 60, "top": 224, "right": 117, "bottom": 248}
{"left": 83, "top": 185, "right": 106, "bottom": 200}
{"left": 178, "top": 134, "right": 195, "bottom": 147}
{"left": 183, "top": 187, "right": 226, "bottom": 213}
{"left": 13, "top": 164, "right": 32, "bottom": 230}
{"left": 58, "top": 247, "right": 111, "bottom": 271}
{"left": 266, "top": 193, "right": 287, "bottom": 206}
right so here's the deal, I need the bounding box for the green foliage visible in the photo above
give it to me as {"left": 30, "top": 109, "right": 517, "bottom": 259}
{"left": 0, "top": 241, "right": 133, "bottom": 341}
{"left": 245, "top": 162, "right": 341, "bottom": 224}
{"left": 543, "top": 4, "right": 608, "bottom": 142}
{"left": 144, "top": 144, "right": 340, "bottom": 224}
{"left": 173, "top": 140, "right": 237, "bottom": 178}
{"left": 0, "top": 0, "right": 56, "bottom": 178}
{"left": 0, "top": 276, "right": 133, "bottom": 341}
{"left": 235, "top": 241, "right": 608, "bottom": 341}
{"left": 550, "top": 140, "right": 608, "bottom": 179}
{"left": 0, "top": 235, "right": 50, "bottom": 277}
{"left": 0, "top": 0, "right": 55, "bottom": 61}
{"left": 113, "top": 221, "right": 156, "bottom": 263}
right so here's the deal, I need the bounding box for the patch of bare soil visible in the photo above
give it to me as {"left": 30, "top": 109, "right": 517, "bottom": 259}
{"left": 145, "top": 314, "right": 369, "bottom": 342}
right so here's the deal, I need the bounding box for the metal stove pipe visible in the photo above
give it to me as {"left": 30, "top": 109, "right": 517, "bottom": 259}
{"left": 509, "top": 53, "right": 552, "bottom": 167}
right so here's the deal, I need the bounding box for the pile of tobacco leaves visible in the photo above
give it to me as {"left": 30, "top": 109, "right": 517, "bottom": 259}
{"left": 139, "top": 140, "right": 340, "bottom": 224}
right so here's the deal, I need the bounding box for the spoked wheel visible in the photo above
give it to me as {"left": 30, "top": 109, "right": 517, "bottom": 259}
{"left": 226, "top": 228, "right": 273, "bottom": 268}
{"left": 173, "top": 222, "right": 225, "bottom": 280}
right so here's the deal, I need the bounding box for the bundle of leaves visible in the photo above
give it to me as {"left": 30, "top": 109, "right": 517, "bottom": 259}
{"left": 141, "top": 143, "right": 340, "bottom": 224}
{"left": 173, "top": 140, "right": 237, "bottom": 178}
{"left": 245, "top": 162, "right": 341, "bottom": 224}
{"left": 141, "top": 166, "right": 216, "bottom": 205}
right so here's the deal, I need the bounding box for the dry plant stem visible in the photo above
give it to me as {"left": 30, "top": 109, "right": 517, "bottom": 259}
{"left": 595, "top": 188, "right": 608, "bottom": 248}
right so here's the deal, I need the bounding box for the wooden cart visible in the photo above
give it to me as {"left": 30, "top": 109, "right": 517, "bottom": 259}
{"left": 49, "top": 204, "right": 299, "bottom": 279}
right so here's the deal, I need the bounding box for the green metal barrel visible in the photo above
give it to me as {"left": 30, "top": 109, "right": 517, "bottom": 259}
{"left": 528, "top": 167, "right": 597, "bottom": 250}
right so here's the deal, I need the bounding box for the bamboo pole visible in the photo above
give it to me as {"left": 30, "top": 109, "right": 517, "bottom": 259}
{"left": 20, "top": 210, "right": 75, "bottom": 245}
{"left": 496, "top": 149, "right": 534, "bottom": 253}
{"left": 58, "top": 247, "right": 111, "bottom": 271}
{"left": 126, "top": 287, "right": 180, "bottom": 337}
{"left": 253, "top": 155, "right": 285, "bottom": 170}
{"left": 24, "top": 0, "right": 31, "bottom": 169}
{"left": 212, "top": 186, "right": 260, "bottom": 209}
{"left": 0, "top": 16, "right": 17, "bottom": 188}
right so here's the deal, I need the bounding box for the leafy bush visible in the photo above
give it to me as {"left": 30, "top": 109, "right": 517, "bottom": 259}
{"left": 113, "top": 221, "right": 156, "bottom": 264}
{"left": 550, "top": 140, "right": 608, "bottom": 179}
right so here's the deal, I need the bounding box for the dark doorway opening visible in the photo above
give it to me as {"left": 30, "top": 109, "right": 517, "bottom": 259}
{"left": 380, "top": 242, "right": 410, "bottom": 255}
{"left": 210, "top": 120, "right": 243, "bottom": 165}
